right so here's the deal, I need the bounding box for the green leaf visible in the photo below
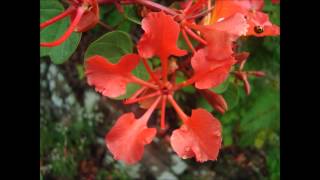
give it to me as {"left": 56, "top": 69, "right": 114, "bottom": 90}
{"left": 222, "top": 83, "right": 239, "bottom": 110}
{"left": 85, "top": 31, "right": 133, "bottom": 61}
{"left": 84, "top": 31, "right": 150, "bottom": 99}
{"left": 106, "top": 5, "right": 139, "bottom": 32}
{"left": 40, "top": 0, "right": 81, "bottom": 64}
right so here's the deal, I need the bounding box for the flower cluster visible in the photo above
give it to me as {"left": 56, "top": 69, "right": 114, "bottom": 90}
{"left": 40, "top": 0, "right": 280, "bottom": 164}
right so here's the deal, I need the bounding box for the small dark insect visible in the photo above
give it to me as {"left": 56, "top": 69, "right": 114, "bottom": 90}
{"left": 254, "top": 26, "right": 264, "bottom": 34}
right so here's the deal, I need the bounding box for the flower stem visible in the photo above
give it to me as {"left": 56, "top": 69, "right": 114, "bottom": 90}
{"left": 40, "top": 7, "right": 76, "bottom": 29}
{"left": 40, "top": 7, "right": 85, "bottom": 47}
{"left": 167, "top": 95, "right": 188, "bottom": 123}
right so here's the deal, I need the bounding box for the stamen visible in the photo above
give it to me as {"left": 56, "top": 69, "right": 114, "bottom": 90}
{"left": 181, "top": 28, "right": 196, "bottom": 53}
{"left": 129, "top": 75, "right": 158, "bottom": 90}
{"left": 40, "top": 7, "right": 76, "bottom": 29}
{"left": 40, "top": 7, "right": 85, "bottom": 47}
{"left": 124, "top": 91, "right": 161, "bottom": 104}
{"left": 184, "top": 26, "right": 207, "bottom": 45}
{"left": 141, "top": 58, "right": 163, "bottom": 88}
{"left": 167, "top": 95, "right": 189, "bottom": 123}
{"left": 160, "top": 95, "right": 167, "bottom": 129}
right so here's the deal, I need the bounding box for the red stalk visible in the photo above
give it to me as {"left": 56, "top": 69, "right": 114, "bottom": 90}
{"left": 40, "top": 7, "right": 76, "bottom": 29}
{"left": 184, "top": 26, "right": 207, "bottom": 45}
{"left": 161, "top": 57, "right": 168, "bottom": 83}
{"left": 185, "top": 6, "right": 215, "bottom": 20}
{"left": 123, "top": 91, "right": 161, "bottom": 104}
{"left": 40, "top": 7, "right": 85, "bottom": 47}
{"left": 141, "top": 58, "right": 163, "bottom": 88}
{"left": 181, "top": 28, "right": 196, "bottom": 53}
{"left": 160, "top": 95, "right": 167, "bottom": 129}
{"left": 167, "top": 95, "right": 188, "bottom": 123}
{"left": 129, "top": 75, "right": 158, "bottom": 90}
{"left": 122, "top": 0, "right": 178, "bottom": 16}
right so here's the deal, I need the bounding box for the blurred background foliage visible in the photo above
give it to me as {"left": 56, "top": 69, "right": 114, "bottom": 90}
{"left": 40, "top": 0, "right": 280, "bottom": 179}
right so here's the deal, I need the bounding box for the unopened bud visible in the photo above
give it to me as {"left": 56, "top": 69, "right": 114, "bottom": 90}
{"left": 199, "top": 89, "right": 228, "bottom": 114}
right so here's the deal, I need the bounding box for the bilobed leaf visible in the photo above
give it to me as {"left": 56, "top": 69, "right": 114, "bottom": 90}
{"left": 85, "top": 31, "right": 150, "bottom": 99}
{"left": 40, "top": 0, "right": 81, "bottom": 64}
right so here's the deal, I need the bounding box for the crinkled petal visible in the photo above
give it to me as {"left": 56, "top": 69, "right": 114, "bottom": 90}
{"left": 170, "top": 109, "right": 222, "bottom": 162}
{"left": 191, "top": 49, "right": 236, "bottom": 89}
{"left": 137, "top": 11, "right": 187, "bottom": 60}
{"left": 105, "top": 113, "right": 156, "bottom": 164}
{"left": 201, "top": 13, "right": 248, "bottom": 60}
{"left": 85, "top": 54, "right": 140, "bottom": 98}
{"left": 246, "top": 11, "right": 280, "bottom": 37}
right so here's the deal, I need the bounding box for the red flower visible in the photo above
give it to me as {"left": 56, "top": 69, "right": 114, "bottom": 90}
{"left": 187, "top": 13, "right": 248, "bottom": 60}
{"left": 85, "top": 54, "right": 157, "bottom": 98}
{"left": 191, "top": 48, "right": 236, "bottom": 89}
{"left": 137, "top": 11, "right": 187, "bottom": 60}
{"left": 137, "top": 11, "right": 187, "bottom": 83}
{"left": 40, "top": 0, "right": 99, "bottom": 47}
{"left": 210, "top": 0, "right": 280, "bottom": 37}
{"left": 168, "top": 96, "right": 222, "bottom": 162}
{"left": 106, "top": 97, "right": 161, "bottom": 164}
{"left": 246, "top": 11, "right": 280, "bottom": 37}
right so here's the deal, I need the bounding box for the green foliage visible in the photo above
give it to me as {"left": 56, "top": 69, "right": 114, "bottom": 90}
{"left": 85, "top": 31, "right": 150, "bottom": 99}
{"left": 40, "top": 0, "right": 81, "bottom": 64}
{"left": 106, "top": 5, "right": 140, "bottom": 32}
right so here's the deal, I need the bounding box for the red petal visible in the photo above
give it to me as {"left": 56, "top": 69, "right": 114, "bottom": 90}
{"left": 191, "top": 49, "right": 236, "bottom": 89}
{"left": 105, "top": 113, "right": 157, "bottom": 164}
{"left": 211, "top": 0, "right": 264, "bottom": 23}
{"left": 246, "top": 11, "right": 280, "bottom": 37}
{"left": 200, "top": 13, "right": 248, "bottom": 60}
{"left": 85, "top": 54, "right": 140, "bottom": 98}
{"left": 70, "top": 0, "right": 99, "bottom": 32}
{"left": 137, "top": 11, "right": 187, "bottom": 60}
{"left": 170, "top": 109, "right": 222, "bottom": 162}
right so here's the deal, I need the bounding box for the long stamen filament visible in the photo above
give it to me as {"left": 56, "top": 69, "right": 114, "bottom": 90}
{"left": 181, "top": 28, "right": 196, "bottom": 53}
{"left": 128, "top": 86, "right": 147, "bottom": 100}
{"left": 122, "top": 0, "right": 178, "bottom": 16}
{"left": 161, "top": 57, "right": 168, "bottom": 83}
{"left": 40, "top": 7, "right": 85, "bottom": 47}
{"left": 124, "top": 91, "right": 161, "bottom": 104}
{"left": 141, "top": 58, "right": 163, "bottom": 88}
{"left": 184, "top": 26, "right": 207, "bottom": 45}
{"left": 185, "top": 6, "right": 215, "bottom": 20}
{"left": 160, "top": 95, "right": 167, "bottom": 129}
{"left": 40, "top": 7, "right": 76, "bottom": 29}
{"left": 167, "top": 95, "right": 188, "bottom": 123}
{"left": 129, "top": 75, "right": 158, "bottom": 90}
